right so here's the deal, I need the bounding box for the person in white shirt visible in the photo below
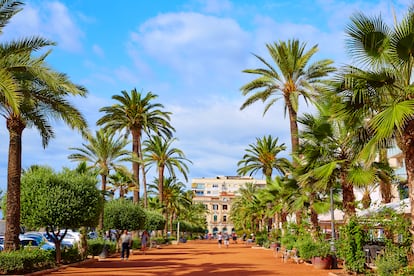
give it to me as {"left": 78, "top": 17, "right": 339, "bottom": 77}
{"left": 120, "top": 230, "right": 132, "bottom": 260}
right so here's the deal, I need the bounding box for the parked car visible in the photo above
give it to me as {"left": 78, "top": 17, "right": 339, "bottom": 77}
{"left": 60, "top": 230, "right": 79, "bottom": 243}
{"left": 43, "top": 232, "right": 74, "bottom": 249}
{"left": 19, "top": 232, "right": 55, "bottom": 250}
{"left": 19, "top": 237, "right": 40, "bottom": 248}
{"left": 88, "top": 231, "right": 98, "bottom": 239}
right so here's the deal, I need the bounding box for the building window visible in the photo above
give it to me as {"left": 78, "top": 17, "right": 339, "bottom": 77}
{"left": 222, "top": 204, "right": 227, "bottom": 210}
{"left": 212, "top": 204, "right": 218, "bottom": 210}
{"left": 204, "top": 204, "right": 208, "bottom": 209}
{"left": 212, "top": 184, "right": 218, "bottom": 188}
{"left": 223, "top": 215, "right": 227, "bottom": 222}
{"left": 213, "top": 215, "right": 217, "bottom": 222}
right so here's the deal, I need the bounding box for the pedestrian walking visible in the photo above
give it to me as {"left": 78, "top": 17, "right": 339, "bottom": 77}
{"left": 232, "top": 232, "right": 238, "bottom": 244}
{"left": 120, "top": 230, "right": 132, "bottom": 261}
{"left": 141, "top": 230, "right": 149, "bottom": 254}
{"left": 217, "top": 232, "right": 223, "bottom": 248}
{"left": 223, "top": 232, "right": 230, "bottom": 248}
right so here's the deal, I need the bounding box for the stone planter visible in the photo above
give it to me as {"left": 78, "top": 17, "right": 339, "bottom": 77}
{"left": 312, "top": 256, "right": 332, "bottom": 269}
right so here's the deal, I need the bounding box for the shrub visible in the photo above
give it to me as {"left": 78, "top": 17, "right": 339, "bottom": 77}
{"left": 336, "top": 218, "right": 367, "bottom": 274}
{"left": 281, "top": 232, "right": 297, "bottom": 250}
{"left": 295, "top": 235, "right": 331, "bottom": 260}
{"left": 255, "top": 231, "right": 268, "bottom": 247}
{"left": 295, "top": 236, "right": 318, "bottom": 260}
{"left": 0, "top": 248, "right": 55, "bottom": 275}
{"left": 87, "top": 238, "right": 116, "bottom": 256}
{"left": 395, "top": 265, "right": 414, "bottom": 276}
{"left": 131, "top": 238, "right": 140, "bottom": 249}
{"left": 61, "top": 247, "right": 83, "bottom": 264}
{"left": 375, "top": 244, "right": 408, "bottom": 276}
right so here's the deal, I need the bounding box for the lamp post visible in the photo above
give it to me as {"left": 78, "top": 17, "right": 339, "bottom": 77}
{"left": 330, "top": 186, "right": 338, "bottom": 269}
{"left": 177, "top": 221, "right": 180, "bottom": 243}
{"left": 330, "top": 187, "right": 335, "bottom": 246}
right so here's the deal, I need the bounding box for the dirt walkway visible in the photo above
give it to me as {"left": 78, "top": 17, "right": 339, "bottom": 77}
{"left": 45, "top": 240, "right": 342, "bottom": 276}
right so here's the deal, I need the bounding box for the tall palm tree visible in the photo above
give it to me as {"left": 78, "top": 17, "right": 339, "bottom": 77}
{"left": 2, "top": 54, "right": 88, "bottom": 250}
{"left": 143, "top": 135, "right": 191, "bottom": 206}
{"left": 237, "top": 135, "right": 290, "bottom": 182}
{"left": 339, "top": 8, "right": 414, "bottom": 250}
{"left": 97, "top": 89, "right": 174, "bottom": 204}
{"left": 68, "top": 128, "right": 130, "bottom": 230}
{"left": 240, "top": 39, "right": 335, "bottom": 164}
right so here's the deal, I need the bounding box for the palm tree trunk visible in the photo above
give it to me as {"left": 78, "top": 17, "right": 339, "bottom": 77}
{"left": 158, "top": 166, "right": 164, "bottom": 205}
{"left": 98, "top": 174, "right": 107, "bottom": 231}
{"left": 285, "top": 96, "right": 302, "bottom": 225}
{"left": 131, "top": 129, "right": 141, "bottom": 204}
{"left": 309, "top": 194, "right": 319, "bottom": 239}
{"left": 379, "top": 148, "right": 392, "bottom": 203}
{"left": 285, "top": 94, "right": 299, "bottom": 165}
{"left": 361, "top": 190, "right": 371, "bottom": 209}
{"left": 141, "top": 162, "right": 148, "bottom": 208}
{"left": 341, "top": 170, "right": 356, "bottom": 223}
{"left": 4, "top": 117, "right": 25, "bottom": 251}
{"left": 138, "top": 139, "right": 148, "bottom": 207}
{"left": 401, "top": 123, "right": 414, "bottom": 253}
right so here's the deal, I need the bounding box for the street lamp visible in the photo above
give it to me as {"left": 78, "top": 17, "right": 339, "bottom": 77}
{"left": 330, "top": 186, "right": 338, "bottom": 269}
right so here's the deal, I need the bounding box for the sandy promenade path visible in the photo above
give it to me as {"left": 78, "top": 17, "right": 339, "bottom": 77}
{"left": 45, "top": 239, "right": 341, "bottom": 276}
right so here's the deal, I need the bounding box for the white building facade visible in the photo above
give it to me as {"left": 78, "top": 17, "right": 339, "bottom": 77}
{"left": 191, "top": 176, "right": 266, "bottom": 235}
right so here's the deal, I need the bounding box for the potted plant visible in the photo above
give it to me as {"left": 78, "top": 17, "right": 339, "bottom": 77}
{"left": 311, "top": 242, "right": 332, "bottom": 269}
{"left": 295, "top": 236, "right": 332, "bottom": 269}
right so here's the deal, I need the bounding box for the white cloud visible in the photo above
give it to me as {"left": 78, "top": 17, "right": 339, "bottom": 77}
{"left": 129, "top": 12, "right": 250, "bottom": 91}
{"left": 2, "top": 1, "right": 84, "bottom": 53}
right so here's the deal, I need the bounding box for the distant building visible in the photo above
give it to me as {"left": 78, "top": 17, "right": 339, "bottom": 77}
{"left": 191, "top": 176, "right": 266, "bottom": 235}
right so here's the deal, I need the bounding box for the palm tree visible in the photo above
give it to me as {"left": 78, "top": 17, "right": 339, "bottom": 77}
{"left": 148, "top": 177, "right": 191, "bottom": 232}
{"left": 339, "top": 8, "right": 414, "bottom": 250}
{"left": 240, "top": 39, "right": 335, "bottom": 164}
{"left": 143, "top": 135, "right": 191, "bottom": 206}
{"left": 107, "top": 169, "right": 135, "bottom": 199}
{"left": 296, "top": 106, "right": 361, "bottom": 221}
{"left": 237, "top": 135, "right": 290, "bottom": 182}
{"left": 0, "top": 0, "right": 46, "bottom": 114}
{"left": 68, "top": 128, "right": 130, "bottom": 230}
{"left": 2, "top": 53, "right": 88, "bottom": 250}
{"left": 177, "top": 190, "right": 207, "bottom": 231}
{"left": 97, "top": 89, "right": 174, "bottom": 204}
{"left": 229, "top": 182, "right": 261, "bottom": 233}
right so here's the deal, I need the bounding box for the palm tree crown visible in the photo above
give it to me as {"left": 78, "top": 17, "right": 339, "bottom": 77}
{"left": 97, "top": 88, "right": 174, "bottom": 204}
{"left": 240, "top": 39, "right": 335, "bottom": 161}
{"left": 143, "top": 135, "right": 191, "bottom": 206}
{"left": 237, "top": 135, "right": 290, "bottom": 181}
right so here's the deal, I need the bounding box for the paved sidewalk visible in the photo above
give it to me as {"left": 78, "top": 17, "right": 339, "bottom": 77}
{"left": 44, "top": 240, "right": 342, "bottom": 276}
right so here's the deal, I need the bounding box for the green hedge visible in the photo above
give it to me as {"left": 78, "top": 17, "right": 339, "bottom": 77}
{"left": 61, "top": 247, "right": 83, "bottom": 264}
{"left": 0, "top": 248, "right": 55, "bottom": 275}
{"left": 87, "top": 238, "right": 116, "bottom": 256}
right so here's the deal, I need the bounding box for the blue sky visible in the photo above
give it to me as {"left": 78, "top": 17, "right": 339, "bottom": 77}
{"left": 0, "top": 0, "right": 410, "bottom": 192}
